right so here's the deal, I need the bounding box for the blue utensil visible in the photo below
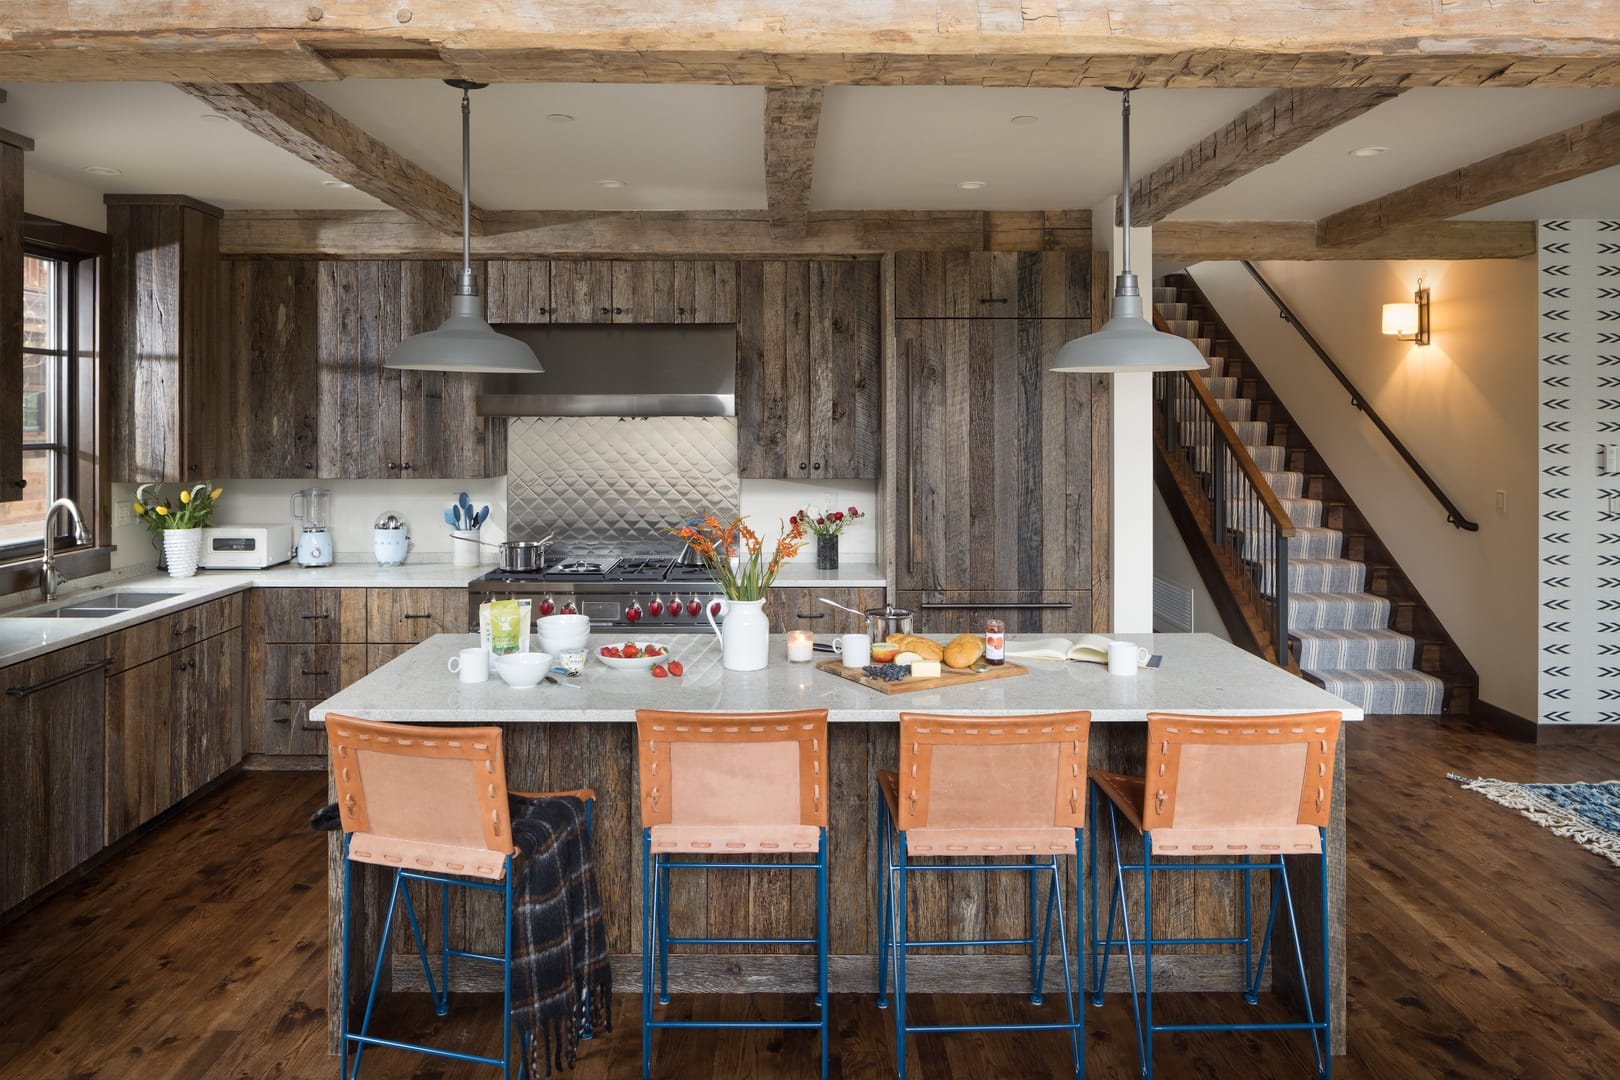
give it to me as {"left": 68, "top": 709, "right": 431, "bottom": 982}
{"left": 473, "top": 506, "right": 489, "bottom": 528}
{"left": 458, "top": 492, "right": 473, "bottom": 524}
{"left": 443, "top": 507, "right": 458, "bottom": 527}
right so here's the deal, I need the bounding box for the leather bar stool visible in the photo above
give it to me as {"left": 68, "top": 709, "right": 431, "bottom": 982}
{"left": 1088, "top": 710, "right": 1341, "bottom": 1079}
{"left": 634, "top": 708, "right": 831, "bottom": 1080}
{"left": 326, "top": 714, "right": 596, "bottom": 1079}
{"left": 875, "top": 710, "right": 1092, "bottom": 1079}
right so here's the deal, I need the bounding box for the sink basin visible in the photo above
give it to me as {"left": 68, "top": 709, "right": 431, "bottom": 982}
{"left": 27, "top": 590, "right": 181, "bottom": 620}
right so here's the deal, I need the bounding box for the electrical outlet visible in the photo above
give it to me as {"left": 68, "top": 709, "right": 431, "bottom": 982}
{"left": 823, "top": 490, "right": 839, "bottom": 510}
{"left": 113, "top": 500, "right": 134, "bottom": 527}
{"left": 1495, "top": 489, "right": 1508, "bottom": 515}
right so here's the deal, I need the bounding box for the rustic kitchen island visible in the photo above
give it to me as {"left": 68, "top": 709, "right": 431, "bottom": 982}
{"left": 312, "top": 632, "right": 1359, "bottom": 1054}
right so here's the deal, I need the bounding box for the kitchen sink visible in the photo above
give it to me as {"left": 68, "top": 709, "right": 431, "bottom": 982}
{"left": 30, "top": 591, "right": 181, "bottom": 619}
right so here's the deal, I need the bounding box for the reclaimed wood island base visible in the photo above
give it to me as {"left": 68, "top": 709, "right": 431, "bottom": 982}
{"left": 313, "top": 632, "right": 1357, "bottom": 1056}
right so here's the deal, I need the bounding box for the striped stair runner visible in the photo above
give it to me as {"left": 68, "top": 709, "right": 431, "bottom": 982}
{"left": 1155, "top": 288, "right": 1445, "bottom": 716}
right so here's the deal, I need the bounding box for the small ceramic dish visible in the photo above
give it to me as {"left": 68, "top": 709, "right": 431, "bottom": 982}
{"left": 595, "top": 642, "right": 673, "bottom": 671}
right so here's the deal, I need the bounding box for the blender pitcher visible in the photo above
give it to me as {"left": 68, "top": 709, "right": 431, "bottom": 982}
{"left": 291, "top": 487, "right": 334, "bottom": 566}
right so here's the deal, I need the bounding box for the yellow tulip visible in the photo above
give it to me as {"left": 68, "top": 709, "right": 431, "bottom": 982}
{"left": 133, "top": 501, "right": 145, "bottom": 515}
{"left": 155, "top": 506, "right": 169, "bottom": 516}
{"left": 210, "top": 487, "right": 223, "bottom": 501}
{"left": 180, "top": 489, "right": 191, "bottom": 504}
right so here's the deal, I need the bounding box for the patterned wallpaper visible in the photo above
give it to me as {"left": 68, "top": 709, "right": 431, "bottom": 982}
{"left": 1538, "top": 219, "right": 1620, "bottom": 726}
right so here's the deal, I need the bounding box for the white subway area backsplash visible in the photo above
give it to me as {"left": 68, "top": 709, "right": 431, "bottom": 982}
{"left": 737, "top": 478, "right": 881, "bottom": 562}
{"left": 109, "top": 478, "right": 507, "bottom": 569}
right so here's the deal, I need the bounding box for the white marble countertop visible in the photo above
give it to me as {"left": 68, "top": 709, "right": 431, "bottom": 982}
{"left": 309, "top": 631, "right": 1363, "bottom": 727}
{"left": 769, "top": 560, "right": 884, "bottom": 588}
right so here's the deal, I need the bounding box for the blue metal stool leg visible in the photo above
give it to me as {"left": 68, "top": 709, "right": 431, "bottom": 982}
{"left": 817, "top": 832, "right": 830, "bottom": 1080}
{"left": 1028, "top": 854, "right": 1045, "bottom": 1004}
{"left": 340, "top": 842, "right": 355, "bottom": 1080}
{"left": 641, "top": 831, "right": 655, "bottom": 1080}
{"left": 501, "top": 869, "right": 515, "bottom": 1080}
{"left": 893, "top": 836, "right": 909, "bottom": 1080}
{"left": 656, "top": 858, "right": 672, "bottom": 1004}
{"left": 1142, "top": 833, "right": 1155, "bottom": 1080}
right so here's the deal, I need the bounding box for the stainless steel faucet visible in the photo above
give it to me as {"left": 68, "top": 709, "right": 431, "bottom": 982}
{"left": 40, "top": 497, "right": 92, "bottom": 602}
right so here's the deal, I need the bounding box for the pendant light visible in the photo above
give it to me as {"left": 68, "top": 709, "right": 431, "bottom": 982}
{"left": 386, "top": 80, "right": 542, "bottom": 373}
{"left": 1052, "top": 89, "right": 1207, "bottom": 374}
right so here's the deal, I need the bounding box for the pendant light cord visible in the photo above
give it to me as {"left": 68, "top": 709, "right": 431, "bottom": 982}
{"left": 457, "top": 86, "right": 475, "bottom": 295}
{"left": 1115, "top": 88, "right": 1138, "bottom": 300}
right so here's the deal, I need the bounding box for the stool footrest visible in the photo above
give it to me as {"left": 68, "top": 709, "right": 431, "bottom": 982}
{"left": 344, "top": 1033, "right": 504, "bottom": 1067}
{"left": 905, "top": 1021, "right": 1085, "bottom": 1034}
{"left": 664, "top": 935, "right": 818, "bottom": 947}
{"left": 648, "top": 1018, "right": 825, "bottom": 1031}
{"left": 1152, "top": 1020, "right": 1329, "bottom": 1034}
{"left": 905, "top": 936, "right": 1041, "bottom": 948}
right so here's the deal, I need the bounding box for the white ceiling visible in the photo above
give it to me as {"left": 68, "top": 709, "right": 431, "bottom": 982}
{"left": 2, "top": 79, "right": 1618, "bottom": 231}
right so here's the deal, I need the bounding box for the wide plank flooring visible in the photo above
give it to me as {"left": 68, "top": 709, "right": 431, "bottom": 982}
{"left": 2, "top": 715, "right": 1617, "bottom": 1078}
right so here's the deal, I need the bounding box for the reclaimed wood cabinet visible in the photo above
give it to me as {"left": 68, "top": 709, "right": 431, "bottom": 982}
{"left": 737, "top": 260, "right": 881, "bottom": 480}
{"left": 250, "top": 587, "right": 468, "bottom": 757}
{"left": 0, "top": 641, "right": 107, "bottom": 912}
{"left": 541, "top": 259, "right": 738, "bottom": 324}
{"left": 766, "top": 586, "right": 886, "bottom": 634}
{"left": 103, "top": 595, "right": 243, "bottom": 842}
{"left": 893, "top": 251, "right": 1090, "bottom": 321}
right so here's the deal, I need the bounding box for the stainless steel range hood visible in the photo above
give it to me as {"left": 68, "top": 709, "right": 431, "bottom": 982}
{"left": 478, "top": 324, "right": 736, "bottom": 416}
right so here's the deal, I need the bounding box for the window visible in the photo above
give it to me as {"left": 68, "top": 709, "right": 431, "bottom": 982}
{"left": 1, "top": 246, "right": 90, "bottom": 556}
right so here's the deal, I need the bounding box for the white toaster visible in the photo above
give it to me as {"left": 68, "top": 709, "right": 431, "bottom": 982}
{"left": 198, "top": 525, "right": 293, "bottom": 569}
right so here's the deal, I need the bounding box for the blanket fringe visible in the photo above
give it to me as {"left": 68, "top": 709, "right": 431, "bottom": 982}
{"left": 1450, "top": 775, "right": 1620, "bottom": 868}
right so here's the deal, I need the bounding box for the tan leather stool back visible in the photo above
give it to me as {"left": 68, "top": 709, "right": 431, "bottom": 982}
{"left": 327, "top": 714, "right": 514, "bottom": 880}
{"left": 893, "top": 711, "right": 1091, "bottom": 856}
{"left": 1142, "top": 711, "right": 1341, "bottom": 856}
{"left": 636, "top": 709, "right": 828, "bottom": 854}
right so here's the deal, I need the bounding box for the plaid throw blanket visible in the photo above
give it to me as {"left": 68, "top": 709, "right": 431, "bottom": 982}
{"left": 310, "top": 794, "right": 611, "bottom": 1075}
{"left": 509, "top": 794, "right": 613, "bottom": 1076}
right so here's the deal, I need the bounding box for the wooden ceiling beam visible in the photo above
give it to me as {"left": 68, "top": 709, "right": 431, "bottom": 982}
{"left": 5, "top": 3, "right": 1620, "bottom": 87}
{"left": 217, "top": 208, "right": 1094, "bottom": 259}
{"left": 1318, "top": 109, "right": 1620, "bottom": 248}
{"left": 175, "top": 82, "right": 478, "bottom": 236}
{"left": 1154, "top": 220, "right": 1535, "bottom": 262}
{"left": 764, "top": 87, "right": 823, "bottom": 235}
{"left": 1127, "top": 88, "right": 1402, "bottom": 227}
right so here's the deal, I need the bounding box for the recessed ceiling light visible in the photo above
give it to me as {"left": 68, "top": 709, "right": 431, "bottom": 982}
{"left": 1010, "top": 115, "right": 1039, "bottom": 126}
{"left": 956, "top": 179, "right": 987, "bottom": 190}
{"left": 321, "top": 179, "right": 353, "bottom": 189}
{"left": 1348, "top": 145, "right": 1389, "bottom": 158}
{"left": 547, "top": 113, "right": 575, "bottom": 123}
{"left": 199, "top": 113, "right": 231, "bottom": 123}
{"left": 596, "top": 179, "right": 626, "bottom": 189}
{"left": 82, "top": 165, "right": 121, "bottom": 176}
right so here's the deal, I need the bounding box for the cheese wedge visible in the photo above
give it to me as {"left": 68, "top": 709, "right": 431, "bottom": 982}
{"left": 895, "top": 650, "right": 924, "bottom": 666}
{"left": 908, "top": 660, "right": 942, "bottom": 679}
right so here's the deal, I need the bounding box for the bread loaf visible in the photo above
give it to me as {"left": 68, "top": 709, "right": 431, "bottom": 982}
{"left": 890, "top": 634, "right": 944, "bottom": 662}
{"left": 943, "top": 633, "right": 986, "bottom": 669}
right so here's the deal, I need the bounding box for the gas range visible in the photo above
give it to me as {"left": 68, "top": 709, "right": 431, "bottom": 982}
{"left": 467, "top": 554, "right": 722, "bottom": 632}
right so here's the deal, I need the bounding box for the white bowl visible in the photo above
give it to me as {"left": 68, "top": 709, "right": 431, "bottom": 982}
{"left": 595, "top": 641, "right": 674, "bottom": 671}
{"left": 493, "top": 651, "right": 552, "bottom": 688}
{"left": 536, "top": 613, "right": 591, "bottom": 652}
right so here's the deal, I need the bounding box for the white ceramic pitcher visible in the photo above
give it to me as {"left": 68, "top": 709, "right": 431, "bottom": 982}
{"left": 705, "top": 597, "right": 770, "bottom": 671}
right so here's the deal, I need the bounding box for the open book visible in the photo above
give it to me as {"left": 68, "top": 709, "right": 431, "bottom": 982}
{"left": 1002, "top": 635, "right": 1154, "bottom": 667}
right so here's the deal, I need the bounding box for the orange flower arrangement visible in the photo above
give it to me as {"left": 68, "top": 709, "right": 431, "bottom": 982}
{"left": 672, "top": 512, "right": 807, "bottom": 601}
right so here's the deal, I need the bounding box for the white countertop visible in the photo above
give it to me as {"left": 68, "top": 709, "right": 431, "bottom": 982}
{"left": 0, "top": 558, "right": 890, "bottom": 669}
{"left": 308, "top": 631, "right": 1363, "bottom": 726}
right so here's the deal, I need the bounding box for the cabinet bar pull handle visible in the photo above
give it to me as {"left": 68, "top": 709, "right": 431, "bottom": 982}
{"left": 917, "top": 602, "right": 1074, "bottom": 610}
{"left": 6, "top": 658, "right": 113, "bottom": 697}
{"left": 296, "top": 706, "right": 324, "bottom": 732}
{"left": 173, "top": 624, "right": 197, "bottom": 636}
{"left": 979, "top": 296, "right": 1010, "bottom": 305}
{"left": 300, "top": 612, "right": 331, "bottom": 620}
{"left": 796, "top": 611, "right": 826, "bottom": 619}
{"left": 300, "top": 670, "right": 331, "bottom": 677}
{"left": 401, "top": 613, "right": 434, "bottom": 620}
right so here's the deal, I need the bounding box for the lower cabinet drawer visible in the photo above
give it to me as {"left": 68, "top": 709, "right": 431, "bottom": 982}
{"left": 897, "top": 590, "right": 1093, "bottom": 635}
{"left": 263, "top": 700, "right": 330, "bottom": 756}
{"left": 261, "top": 643, "right": 367, "bottom": 700}
{"left": 106, "top": 593, "right": 245, "bottom": 674}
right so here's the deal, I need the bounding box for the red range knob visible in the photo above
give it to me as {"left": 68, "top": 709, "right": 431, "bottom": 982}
{"left": 648, "top": 595, "right": 664, "bottom": 617}
{"left": 625, "top": 602, "right": 642, "bottom": 623}
{"left": 560, "top": 601, "right": 578, "bottom": 615}
{"left": 538, "top": 595, "right": 555, "bottom": 617}
{"left": 709, "top": 601, "right": 722, "bottom": 617}
{"left": 686, "top": 598, "right": 702, "bottom": 616}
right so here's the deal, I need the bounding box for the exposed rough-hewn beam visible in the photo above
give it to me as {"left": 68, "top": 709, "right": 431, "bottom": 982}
{"left": 1318, "top": 109, "right": 1620, "bottom": 248}
{"left": 5, "top": 3, "right": 1620, "bottom": 87}
{"left": 1127, "top": 88, "right": 1402, "bottom": 227}
{"left": 218, "top": 208, "right": 1093, "bottom": 259}
{"left": 764, "top": 87, "right": 822, "bottom": 234}
{"left": 176, "top": 82, "right": 478, "bottom": 236}
{"left": 1154, "top": 220, "right": 1534, "bottom": 262}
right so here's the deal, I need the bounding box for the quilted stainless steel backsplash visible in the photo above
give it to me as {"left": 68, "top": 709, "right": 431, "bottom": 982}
{"left": 505, "top": 417, "right": 740, "bottom": 553}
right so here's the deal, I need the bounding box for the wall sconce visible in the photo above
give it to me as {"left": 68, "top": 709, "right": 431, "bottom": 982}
{"left": 1381, "top": 279, "right": 1430, "bottom": 345}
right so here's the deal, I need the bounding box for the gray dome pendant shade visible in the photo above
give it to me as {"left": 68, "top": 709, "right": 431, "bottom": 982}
{"left": 385, "top": 80, "right": 542, "bottom": 374}
{"left": 1052, "top": 89, "right": 1208, "bottom": 375}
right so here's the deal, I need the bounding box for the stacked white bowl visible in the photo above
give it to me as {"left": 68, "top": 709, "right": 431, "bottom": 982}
{"left": 536, "top": 613, "right": 591, "bottom": 655}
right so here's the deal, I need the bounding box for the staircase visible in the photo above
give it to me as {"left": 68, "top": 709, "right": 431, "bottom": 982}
{"left": 1152, "top": 273, "right": 1477, "bottom": 716}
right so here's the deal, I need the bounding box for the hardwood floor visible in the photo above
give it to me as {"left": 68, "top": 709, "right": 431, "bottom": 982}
{"left": 3, "top": 715, "right": 1617, "bottom": 1079}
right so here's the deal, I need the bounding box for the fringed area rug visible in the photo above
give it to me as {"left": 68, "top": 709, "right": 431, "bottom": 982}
{"left": 1449, "top": 775, "right": 1620, "bottom": 867}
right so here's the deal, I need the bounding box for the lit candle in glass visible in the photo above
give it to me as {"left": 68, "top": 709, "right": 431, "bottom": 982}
{"left": 786, "top": 630, "right": 815, "bottom": 662}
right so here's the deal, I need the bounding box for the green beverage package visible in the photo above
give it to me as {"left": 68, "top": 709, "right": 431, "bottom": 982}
{"left": 488, "top": 599, "right": 523, "bottom": 655}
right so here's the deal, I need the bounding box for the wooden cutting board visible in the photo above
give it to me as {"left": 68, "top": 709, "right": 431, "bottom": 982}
{"left": 815, "top": 657, "right": 1029, "bottom": 695}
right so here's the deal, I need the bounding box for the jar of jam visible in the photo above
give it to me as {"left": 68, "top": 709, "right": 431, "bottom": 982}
{"left": 984, "top": 617, "right": 1005, "bottom": 666}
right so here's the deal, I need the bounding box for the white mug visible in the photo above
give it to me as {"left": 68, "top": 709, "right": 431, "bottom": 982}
{"left": 448, "top": 646, "right": 489, "bottom": 683}
{"left": 833, "top": 632, "right": 871, "bottom": 668}
{"left": 1107, "top": 640, "right": 1150, "bottom": 676}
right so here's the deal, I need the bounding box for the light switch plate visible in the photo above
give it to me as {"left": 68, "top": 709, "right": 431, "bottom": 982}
{"left": 113, "top": 500, "right": 134, "bottom": 526}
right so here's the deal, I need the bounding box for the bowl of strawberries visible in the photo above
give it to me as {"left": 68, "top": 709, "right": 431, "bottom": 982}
{"left": 596, "top": 640, "right": 673, "bottom": 671}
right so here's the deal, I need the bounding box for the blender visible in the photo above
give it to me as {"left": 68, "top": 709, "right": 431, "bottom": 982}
{"left": 291, "top": 487, "right": 334, "bottom": 567}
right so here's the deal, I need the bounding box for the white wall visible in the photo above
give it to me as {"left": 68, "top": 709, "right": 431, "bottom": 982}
{"left": 738, "top": 477, "right": 882, "bottom": 564}
{"left": 23, "top": 168, "right": 106, "bottom": 232}
{"left": 1191, "top": 257, "right": 1538, "bottom": 719}
{"left": 1152, "top": 489, "right": 1232, "bottom": 640}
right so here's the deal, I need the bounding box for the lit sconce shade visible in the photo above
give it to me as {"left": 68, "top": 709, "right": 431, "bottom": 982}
{"left": 1381, "top": 280, "right": 1430, "bottom": 345}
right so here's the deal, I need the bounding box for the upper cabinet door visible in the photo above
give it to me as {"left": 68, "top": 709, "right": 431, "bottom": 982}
{"left": 808, "top": 261, "right": 880, "bottom": 479}
{"left": 396, "top": 261, "right": 490, "bottom": 479}
{"left": 736, "top": 261, "right": 814, "bottom": 479}
{"left": 894, "top": 252, "right": 1090, "bottom": 320}
{"left": 222, "top": 258, "right": 321, "bottom": 479}
{"left": 485, "top": 260, "right": 552, "bottom": 323}
{"left": 549, "top": 260, "right": 613, "bottom": 323}
{"left": 610, "top": 261, "right": 676, "bottom": 322}
{"left": 675, "top": 261, "right": 739, "bottom": 323}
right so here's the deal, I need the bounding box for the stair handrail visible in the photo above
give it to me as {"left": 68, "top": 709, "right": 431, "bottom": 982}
{"left": 1240, "top": 261, "right": 1479, "bottom": 532}
{"left": 1152, "top": 307, "right": 1294, "bottom": 667}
